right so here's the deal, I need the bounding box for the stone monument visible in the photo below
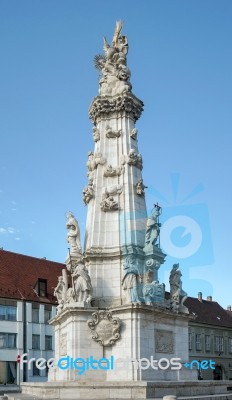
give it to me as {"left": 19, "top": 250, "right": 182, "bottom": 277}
{"left": 21, "top": 21, "right": 198, "bottom": 399}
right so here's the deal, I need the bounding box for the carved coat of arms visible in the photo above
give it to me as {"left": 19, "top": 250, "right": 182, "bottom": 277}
{"left": 87, "top": 310, "right": 121, "bottom": 346}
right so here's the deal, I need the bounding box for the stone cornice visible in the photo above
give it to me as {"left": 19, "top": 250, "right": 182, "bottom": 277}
{"left": 89, "top": 92, "right": 144, "bottom": 124}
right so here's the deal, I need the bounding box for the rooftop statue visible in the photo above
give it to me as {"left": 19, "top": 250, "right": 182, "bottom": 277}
{"left": 94, "top": 21, "right": 132, "bottom": 96}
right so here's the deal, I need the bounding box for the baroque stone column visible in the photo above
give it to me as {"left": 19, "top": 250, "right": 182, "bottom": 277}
{"left": 84, "top": 22, "right": 147, "bottom": 307}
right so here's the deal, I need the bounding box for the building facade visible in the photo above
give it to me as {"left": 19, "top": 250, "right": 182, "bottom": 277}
{"left": 186, "top": 292, "right": 232, "bottom": 380}
{"left": 0, "top": 249, "right": 64, "bottom": 385}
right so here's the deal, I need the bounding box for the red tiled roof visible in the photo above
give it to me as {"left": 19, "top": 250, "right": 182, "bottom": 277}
{"left": 0, "top": 249, "right": 65, "bottom": 304}
{"left": 184, "top": 296, "right": 232, "bottom": 328}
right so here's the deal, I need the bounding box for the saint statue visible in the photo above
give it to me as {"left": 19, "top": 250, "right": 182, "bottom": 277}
{"left": 54, "top": 273, "right": 67, "bottom": 313}
{"left": 144, "top": 204, "right": 162, "bottom": 247}
{"left": 66, "top": 212, "right": 82, "bottom": 255}
{"left": 66, "top": 262, "right": 93, "bottom": 304}
{"left": 122, "top": 255, "right": 141, "bottom": 304}
{"left": 169, "top": 263, "right": 187, "bottom": 311}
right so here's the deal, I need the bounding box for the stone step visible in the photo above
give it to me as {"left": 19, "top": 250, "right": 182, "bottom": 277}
{"left": 4, "top": 393, "right": 232, "bottom": 400}
{"left": 178, "top": 395, "right": 232, "bottom": 400}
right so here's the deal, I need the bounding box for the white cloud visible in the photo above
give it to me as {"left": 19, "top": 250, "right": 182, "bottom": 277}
{"left": 11, "top": 208, "right": 17, "bottom": 212}
{"left": 0, "top": 227, "right": 19, "bottom": 235}
{"left": 15, "top": 237, "right": 21, "bottom": 241}
{"left": 11, "top": 201, "right": 17, "bottom": 205}
{"left": 8, "top": 227, "right": 18, "bottom": 234}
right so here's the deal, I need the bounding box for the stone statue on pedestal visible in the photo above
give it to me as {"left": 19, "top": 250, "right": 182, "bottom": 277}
{"left": 53, "top": 269, "right": 68, "bottom": 313}
{"left": 144, "top": 205, "right": 162, "bottom": 248}
{"left": 66, "top": 211, "right": 82, "bottom": 255}
{"left": 122, "top": 254, "right": 141, "bottom": 304}
{"left": 169, "top": 263, "right": 188, "bottom": 312}
{"left": 66, "top": 262, "right": 93, "bottom": 304}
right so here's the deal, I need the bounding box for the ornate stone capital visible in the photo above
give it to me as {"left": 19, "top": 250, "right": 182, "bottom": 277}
{"left": 89, "top": 92, "right": 144, "bottom": 124}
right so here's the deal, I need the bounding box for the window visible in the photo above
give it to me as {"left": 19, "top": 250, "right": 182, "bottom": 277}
{"left": 0, "top": 333, "right": 16, "bottom": 348}
{"left": 44, "top": 307, "right": 52, "bottom": 324}
{"left": 32, "top": 305, "right": 39, "bottom": 323}
{"left": 196, "top": 334, "right": 202, "bottom": 350}
{"left": 205, "top": 335, "right": 211, "bottom": 351}
{"left": 33, "top": 278, "right": 47, "bottom": 298}
{"left": 32, "top": 361, "right": 40, "bottom": 376}
{"left": 38, "top": 279, "right": 47, "bottom": 297}
{"left": 32, "top": 334, "right": 40, "bottom": 350}
{"left": 0, "top": 305, "right": 16, "bottom": 321}
{"left": 188, "top": 333, "right": 192, "bottom": 350}
{"left": 215, "top": 336, "right": 224, "bottom": 353}
{"left": 229, "top": 338, "right": 232, "bottom": 353}
{"left": 45, "top": 335, "right": 52, "bottom": 351}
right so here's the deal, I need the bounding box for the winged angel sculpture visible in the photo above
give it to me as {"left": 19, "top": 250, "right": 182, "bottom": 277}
{"left": 94, "top": 21, "right": 132, "bottom": 96}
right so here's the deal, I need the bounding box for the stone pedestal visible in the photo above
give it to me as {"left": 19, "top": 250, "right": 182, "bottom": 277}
{"left": 48, "top": 304, "right": 195, "bottom": 383}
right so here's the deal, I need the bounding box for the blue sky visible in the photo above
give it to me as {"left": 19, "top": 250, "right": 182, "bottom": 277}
{"left": 0, "top": 0, "right": 231, "bottom": 307}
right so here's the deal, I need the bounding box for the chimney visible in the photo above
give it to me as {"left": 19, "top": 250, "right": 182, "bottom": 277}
{"left": 227, "top": 306, "right": 231, "bottom": 311}
{"left": 198, "top": 292, "right": 202, "bottom": 302}
{"left": 207, "top": 296, "right": 212, "bottom": 302}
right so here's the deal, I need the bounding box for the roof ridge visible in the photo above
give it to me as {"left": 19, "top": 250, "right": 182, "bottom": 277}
{"left": 0, "top": 249, "right": 65, "bottom": 265}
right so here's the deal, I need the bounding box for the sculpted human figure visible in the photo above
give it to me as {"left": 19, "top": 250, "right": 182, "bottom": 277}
{"left": 95, "top": 152, "right": 106, "bottom": 166}
{"left": 122, "top": 254, "right": 141, "bottom": 304}
{"left": 126, "top": 149, "right": 143, "bottom": 170}
{"left": 100, "top": 193, "right": 119, "bottom": 211}
{"left": 104, "top": 164, "right": 123, "bottom": 177}
{"left": 86, "top": 152, "right": 96, "bottom": 172}
{"left": 136, "top": 179, "right": 147, "bottom": 196}
{"left": 105, "top": 125, "right": 121, "bottom": 138}
{"left": 72, "top": 262, "right": 93, "bottom": 303}
{"left": 169, "top": 263, "right": 187, "bottom": 311}
{"left": 66, "top": 212, "right": 82, "bottom": 254}
{"left": 54, "top": 275, "right": 67, "bottom": 313}
{"left": 83, "top": 183, "right": 94, "bottom": 205}
{"left": 93, "top": 21, "right": 132, "bottom": 96}
{"left": 144, "top": 205, "right": 162, "bottom": 247}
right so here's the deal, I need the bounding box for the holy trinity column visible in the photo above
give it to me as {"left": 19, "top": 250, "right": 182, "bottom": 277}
{"left": 82, "top": 22, "right": 164, "bottom": 307}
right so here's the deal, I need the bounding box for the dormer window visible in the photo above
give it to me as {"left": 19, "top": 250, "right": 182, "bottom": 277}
{"left": 38, "top": 279, "right": 47, "bottom": 297}
{"left": 33, "top": 279, "right": 48, "bottom": 298}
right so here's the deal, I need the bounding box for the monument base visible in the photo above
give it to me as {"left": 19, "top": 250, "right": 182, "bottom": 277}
{"left": 20, "top": 380, "right": 232, "bottom": 399}
{"left": 48, "top": 304, "right": 195, "bottom": 382}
